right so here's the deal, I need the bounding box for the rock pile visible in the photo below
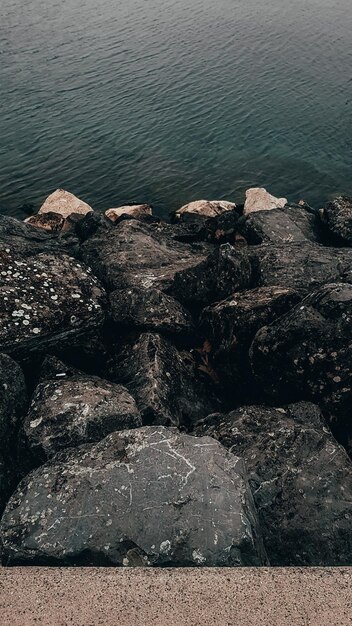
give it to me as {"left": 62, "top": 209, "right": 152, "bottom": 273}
{"left": 0, "top": 187, "right": 351, "bottom": 567}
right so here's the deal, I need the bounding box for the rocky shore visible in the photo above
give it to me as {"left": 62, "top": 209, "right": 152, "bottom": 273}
{"left": 0, "top": 187, "right": 351, "bottom": 567}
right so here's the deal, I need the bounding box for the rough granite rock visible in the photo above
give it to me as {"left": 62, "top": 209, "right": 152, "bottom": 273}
{"left": 80, "top": 219, "right": 211, "bottom": 292}
{"left": 105, "top": 205, "right": 152, "bottom": 222}
{"left": 39, "top": 189, "right": 93, "bottom": 219}
{"left": 108, "top": 333, "right": 219, "bottom": 427}
{"left": 24, "top": 212, "right": 66, "bottom": 233}
{"left": 194, "top": 402, "right": 352, "bottom": 566}
{"left": 0, "top": 354, "right": 27, "bottom": 514}
{"left": 109, "top": 287, "right": 194, "bottom": 338}
{"left": 238, "top": 206, "right": 324, "bottom": 245}
{"left": 250, "top": 283, "right": 352, "bottom": 434}
{"left": 243, "top": 188, "right": 287, "bottom": 215}
{"left": 321, "top": 196, "right": 352, "bottom": 245}
{"left": 251, "top": 242, "right": 352, "bottom": 294}
{"left": 170, "top": 243, "right": 253, "bottom": 308}
{"left": 0, "top": 215, "right": 78, "bottom": 257}
{"left": 0, "top": 249, "right": 106, "bottom": 356}
{"left": 200, "top": 286, "right": 301, "bottom": 401}
{"left": 176, "top": 200, "right": 236, "bottom": 219}
{"left": 0, "top": 426, "right": 267, "bottom": 567}
{"left": 24, "top": 376, "right": 141, "bottom": 459}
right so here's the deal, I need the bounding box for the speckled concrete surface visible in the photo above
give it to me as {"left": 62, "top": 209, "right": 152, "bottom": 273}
{"left": 0, "top": 567, "right": 351, "bottom": 626}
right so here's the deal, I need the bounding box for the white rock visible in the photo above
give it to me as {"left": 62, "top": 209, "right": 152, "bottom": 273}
{"left": 243, "top": 188, "right": 288, "bottom": 215}
{"left": 105, "top": 204, "right": 152, "bottom": 222}
{"left": 175, "top": 200, "right": 236, "bottom": 219}
{"left": 39, "top": 189, "right": 93, "bottom": 218}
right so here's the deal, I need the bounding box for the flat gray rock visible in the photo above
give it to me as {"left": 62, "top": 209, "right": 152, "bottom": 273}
{"left": 0, "top": 426, "right": 267, "bottom": 567}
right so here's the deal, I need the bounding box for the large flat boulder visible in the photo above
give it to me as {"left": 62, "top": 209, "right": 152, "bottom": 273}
{"left": 80, "top": 219, "right": 212, "bottom": 292}
{"left": 0, "top": 215, "right": 78, "bottom": 257}
{"left": 39, "top": 190, "right": 93, "bottom": 219}
{"left": 238, "top": 206, "right": 324, "bottom": 245}
{"left": 175, "top": 200, "right": 237, "bottom": 219}
{"left": 105, "top": 205, "right": 152, "bottom": 222}
{"left": 24, "top": 375, "right": 141, "bottom": 459}
{"left": 195, "top": 402, "right": 352, "bottom": 566}
{"left": 243, "top": 188, "right": 287, "bottom": 215}
{"left": 0, "top": 249, "right": 106, "bottom": 356}
{"left": 0, "top": 426, "right": 267, "bottom": 566}
{"left": 107, "top": 333, "right": 220, "bottom": 427}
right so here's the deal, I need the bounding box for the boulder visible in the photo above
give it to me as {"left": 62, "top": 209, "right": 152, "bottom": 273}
{"left": 107, "top": 333, "right": 219, "bottom": 427}
{"left": 243, "top": 188, "right": 287, "bottom": 215}
{"left": 105, "top": 205, "right": 152, "bottom": 222}
{"left": 80, "top": 219, "right": 212, "bottom": 292}
{"left": 250, "top": 283, "right": 352, "bottom": 435}
{"left": 0, "top": 249, "right": 106, "bottom": 356}
{"left": 0, "top": 354, "right": 27, "bottom": 514}
{"left": 0, "top": 426, "right": 267, "bottom": 566}
{"left": 321, "top": 196, "right": 352, "bottom": 245}
{"left": 176, "top": 200, "right": 236, "bottom": 219}
{"left": 238, "top": 206, "right": 324, "bottom": 245}
{"left": 200, "top": 286, "right": 301, "bottom": 402}
{"left": 24, "top": 375, "right": 141, "bottom": 459}
{"left": 194, "top": 402, "right": 352, "bottom": 566}
{"left": 109, "top": 287, "right": 194, "bottom": 338}
{"left": 170, "top": 244, "right": 253, "bottom": 308}
{"left": 251, "top": 242, "right": 352, "bottom": 294}
{"left": 24, "top": 212, "right": 65, "bottom": 233}
{"left": 0, "top": 215, "right": 78, "bottom": 257}
{"left": 39, "top": 189, "right": 93, "bottom": 219}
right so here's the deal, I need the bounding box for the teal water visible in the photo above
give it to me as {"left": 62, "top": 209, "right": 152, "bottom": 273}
{"left": 0, "top": 0, "right": 351, "bottom": 218}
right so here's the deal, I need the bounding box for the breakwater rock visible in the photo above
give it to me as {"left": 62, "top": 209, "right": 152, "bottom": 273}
{"left": 0, "top": 188, "right": 351, "bottom": 567}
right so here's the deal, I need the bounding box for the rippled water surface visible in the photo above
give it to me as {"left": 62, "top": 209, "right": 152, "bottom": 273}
{"left": 0, "top": 0, "right": 351, "bottom": 218}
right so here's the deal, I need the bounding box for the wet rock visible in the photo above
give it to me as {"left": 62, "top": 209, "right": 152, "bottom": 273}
{"left": 0, "top": 249, "right": 106, "bottom": 356}
{"left": 0, "top": 426, "right": 266, "bottom": 566}
{"left": 80, "top": 219, "right": 211, "bottom": 292}
{"left": 250, "top": 283, "right": 352, "bottom": 435}
{"left": 176, "top": 200, "right": 236, "bottom": 219}
{"left": 321, "top": 196, "right": 352, "bottom": 245}
{"left": 109, "top": 287, "right": 194, "bottom": 338}
{"left": 252, "top": 242, "right": 352, "bottom": 294}
{"left": 108, "top": 333, "right": 219, "bottom": 427}
{"left": 238, "top": 206, "right": 324, "bottom": 244}
{"left": 0, "top": 354, "right": 27, "bottom": 513}
{"left": 200, "top": 286, "right": 301, "bottom": 402}
{"left": 39, "top": 189, "right": 93, "bottom": 219}
{"left": 194, "top": 402, "right": 352, "bottom": 566}
{"left": 243, "top": 188, "right": 287, "bottom": 215}
{"left": 170, "top": 244, "right": 253, "bottom": 308}
{"left": 105, "top": 204, "right": 152, "bottom": 222}
{"left": 24, "top": 375, "right": 141, "bottom": 459}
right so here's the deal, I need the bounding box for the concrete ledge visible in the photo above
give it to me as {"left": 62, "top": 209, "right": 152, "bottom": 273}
{"left": 0, "top": 567, "right": 351, "bottom": 625}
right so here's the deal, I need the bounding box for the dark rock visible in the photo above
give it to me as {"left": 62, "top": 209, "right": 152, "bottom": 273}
{"left": 80, "top": 218, "right": 212, "bottom": 292}
{"left": 321, "top": 196, "right": 352, "bottom": 245}
{"left": 250, "top": 283, "right": 352, "bottom": 438}
{"left": 0, "top": 249, "right": 106, "bottom": 357}
{"left": 75, "top": 211, "right": 112, "bottom": 243}
{"left": 0, "top": 215, "right": 78, "bottom": 257}
{"left": 109, "top": 287, "right": 194, "bottom": 339}
{"left": 194, "top": 402, "right": 352, "bottom": 566}
{"left": 251, "top": 242, "right": 352, "bottom": 294}
{"left": 200, "top": 286, "right": 301, "bottom": 402}
{"left": 107, "top": 332, "right": 220, "bottom": 427}
{"left": 0, "top": 354, "right": 27, "bottom": 514}
{"left": 0, "top": 426, "right": 267, "bottom": 566}
{"left": 170, "top": 244, "right": 253, "bottom": 308}
{"left": 24, "top": 212, "right": 66, "bottom": 233}
{"left": 238, "top": 206, "right": 324, "bottom": 245}
{"left": 24, "top": 375, "right": 141, "bottom": 459}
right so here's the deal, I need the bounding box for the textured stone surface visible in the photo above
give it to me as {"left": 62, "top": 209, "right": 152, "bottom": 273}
{"left": 0, "top": 249, "right": 106, "bottom": 356}
{"left": 238, "top": 206, "right": 324, "bottom": 244}
{"left": 39, "top": 189, "right": 93, "bottom": 219}
{"left": 243, "top": 188, "right": 287, "bottom": 215}
{"left": 81, "top": 219, "right": 211, "bottom": 292}
{"left": 321, "top": 196, "right": 352, "bottom": 245}
{"left": 0, "top": 215, "right": 77, "bottom": 257}
{"left": 108, "top": 333, "right": 219, "bottom": 427}
{"left": 0, "top": 426, "right": 266, "bottom": 567}
{"left": 195, "top": 402, "right": 352, "bottom": 566}
{"left": 176, "top": 200, "right": 236, "bottom": 219}
{"left": 200, "top": 286, "right": 300, "bottom": 401}
{"left": 105, "top": 205, "right": 152, "bottom": 222}
{"left": 24, "top": 376, "right": 141, "bottom": 459}
{"left": 250, "top": 283, "right": 352, "bottom": 434}
{"left": 109, "top": 287, "right": 194, "bottom": 338}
